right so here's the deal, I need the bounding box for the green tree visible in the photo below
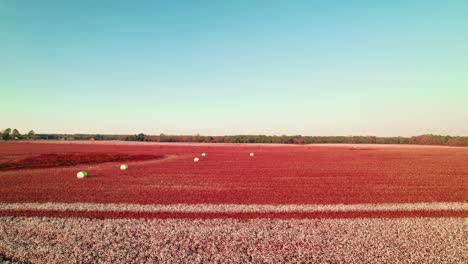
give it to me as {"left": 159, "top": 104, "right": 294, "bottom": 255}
{"left": 2, "top": 128, "right": 11, "bottom": 140}
{"left": 136, "top": 133, "right": 146, "bottom": 141}
{"left": 11, "top": 129, "right": 21, "bottom": 139}
{"left": 27, "top": 130, "right": 36, "bottom": 139}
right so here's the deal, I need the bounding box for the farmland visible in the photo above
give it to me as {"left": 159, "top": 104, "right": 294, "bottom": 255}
{"left": 0, "top": 141, "right": 467, "bottom": 262}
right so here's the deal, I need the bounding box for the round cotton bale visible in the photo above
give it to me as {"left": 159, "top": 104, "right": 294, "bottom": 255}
{"left": 250, "top": 152, "right": 254, "bottom": 157}
{"left": 201, "top": 153, "right": 206, "bottom": 156}
{"left": 120, "top": 164, "right": 128, "bottom": 170}
{"left": 194, "top": 157, "right": 200, "bottom": 162}
{"left": 76, "top": 171, "right": 88, "bottom": 179}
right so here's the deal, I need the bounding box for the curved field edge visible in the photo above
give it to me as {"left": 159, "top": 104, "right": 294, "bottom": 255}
{"left": 0, "top": 153, "right": 165, "bottom": 171}
{"left": 0, "top": 217, "right": 466, "bottom": 263}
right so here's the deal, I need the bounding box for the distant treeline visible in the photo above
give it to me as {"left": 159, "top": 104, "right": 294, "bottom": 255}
{"left": 1, "top": 128, "right": 467, "bottom": 147}
{"left": 141, "top": 134, "right": 468, "bottom": 147}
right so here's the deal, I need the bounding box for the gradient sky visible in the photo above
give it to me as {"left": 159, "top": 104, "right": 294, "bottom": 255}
{"left": 1, "top": 1, "right": 467, "bottom": 136}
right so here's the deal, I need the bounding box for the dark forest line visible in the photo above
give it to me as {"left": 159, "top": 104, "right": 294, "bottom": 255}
{"left": 1, "top": 128, "right": 467, "bottom": 147}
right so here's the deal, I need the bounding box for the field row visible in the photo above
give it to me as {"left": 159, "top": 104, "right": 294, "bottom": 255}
{"left": 1, "top": 202, "right": 467, "bottom": 219}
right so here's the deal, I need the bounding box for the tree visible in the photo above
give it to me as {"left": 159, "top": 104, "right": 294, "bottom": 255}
{"left": 27, "top": 130, "right": 36, "bottom": 139}
{"left": 2, "top": 128, "right": 11, "bottom": 140}
{"left": 136, "top": 133, "right": 146, "bottom": 141}
{"left": 11, "top": 129, "right": 21, "bottom": 139}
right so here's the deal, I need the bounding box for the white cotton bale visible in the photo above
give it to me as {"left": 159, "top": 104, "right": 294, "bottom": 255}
{"left": 194, "top": 157, "right": 200, "bottom": 162}
{"left": 76, "top": 171, "right": 88, "bottom": 179}
{"left": 120, "top": 164, "right": 128, "bottom": 170}
{"left": 201, "top": 153, "right": 206, "bottom": 156}
{"left": 250, "top": 152, "right": 254, "bottom": 157}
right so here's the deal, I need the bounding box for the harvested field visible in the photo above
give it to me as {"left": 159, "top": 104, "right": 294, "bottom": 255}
{"left": 0, "top": 141, "right": 467, "bottom": 262}
{"left": 0, "top": 217, "right": 466, "bottom": 263}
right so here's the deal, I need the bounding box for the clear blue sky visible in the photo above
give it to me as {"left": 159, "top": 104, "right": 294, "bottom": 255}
{"left": 1, "top": 1, "right": 467, "bottom": 136}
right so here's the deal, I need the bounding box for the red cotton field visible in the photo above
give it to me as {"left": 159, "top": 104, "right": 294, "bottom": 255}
{"left": 1, "top": 141, "right": 467, "bottom": 262}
